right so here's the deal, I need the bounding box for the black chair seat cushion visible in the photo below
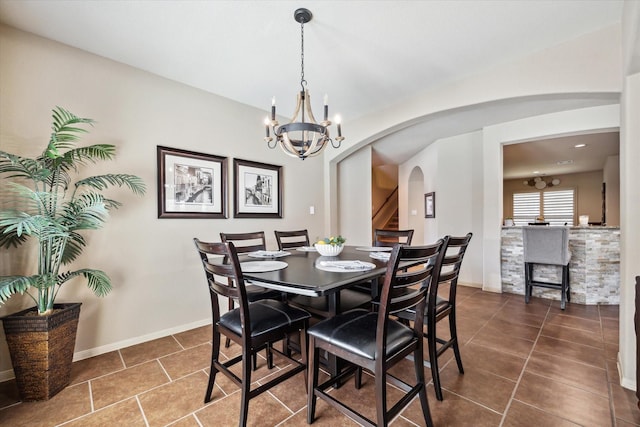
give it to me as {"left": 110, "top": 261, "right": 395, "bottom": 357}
{"left": 220, "top": 299, "right": 310, "bottom": 339}
{"left": 288, "top": 289, "right": 371, "bottom": 313}
{"left": 307, "top": 309, "right": 415, "bottom": 360}
{"left": 245, "top": 283, "right": 282, "bottom": 302}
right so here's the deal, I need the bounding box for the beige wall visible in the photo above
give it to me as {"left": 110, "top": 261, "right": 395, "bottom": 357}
{"left": 503, "top": 170, "right": 606, "bottom": 224}
{"left": 0, "top": 25, "right": 325, "bottom": 377}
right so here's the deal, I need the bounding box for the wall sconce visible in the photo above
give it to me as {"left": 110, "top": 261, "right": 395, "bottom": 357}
{"left": 523, "top": 176, "right": 560, "bottom": 189}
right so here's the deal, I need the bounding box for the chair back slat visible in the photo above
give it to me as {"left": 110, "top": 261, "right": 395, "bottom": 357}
{"left": 374, "top": 229, "right": 414, "bottom": 247}
{"left": 220, "top": 231, "right": 266, "bottom": 254}
{"left": 202, "top": 261, "right": 241, "bottom": 300}
{"left": 378, "top": 240, "right": 445, "bottom": 330}
{"left": 274, "top": 229, "right": 310, "bottom": 250}
{"left": 193, "top": 238, "right": 249, "bottom": 313}
{"left": 429, "top": 233, "right": 472, "bottom": 308}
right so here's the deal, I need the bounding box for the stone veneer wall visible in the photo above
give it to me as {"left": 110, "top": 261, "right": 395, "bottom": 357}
{"left": 501, "top": 227, "right": 620, "bottom": 305}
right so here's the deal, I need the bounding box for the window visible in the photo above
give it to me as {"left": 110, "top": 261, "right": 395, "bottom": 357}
{"left": 513, "top": 192, "right": 540, "bottom": 226}
{"left": 512, "top": 189, "right": 574, "bottom": 226}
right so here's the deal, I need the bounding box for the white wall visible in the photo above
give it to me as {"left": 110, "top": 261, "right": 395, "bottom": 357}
{"left": 399, "top": 132, "right": 483, "bottom": 286}
{"left": 0, "top": 25, "right": 325, "bottom": 376}
{"left": 337, "top": 146, "right": 372, "bottom": 246}
{"left": 399, "top": 142, "right": 439, "bottom": 245}
{"left": 619, "top": 71, "right": 640, "bottom": 391}
{"left": 407, "top": 167, "right": 425, "bottom": 244}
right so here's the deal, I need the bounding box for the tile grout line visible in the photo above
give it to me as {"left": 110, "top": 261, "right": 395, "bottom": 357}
{"left": 88, "top": 380, "right": 94, "bottom": 413}
{"left": 600, "top": 304, "right": 618, "bottom": 427}
{"left": 135, "top": 394, "right": 150, "bottom": 427}
{"left": 497, "top": 302, "right": 552, "bottom": 427}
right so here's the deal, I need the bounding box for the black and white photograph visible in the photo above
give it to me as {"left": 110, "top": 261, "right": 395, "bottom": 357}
{"left": 243, "top": 172, "right": 272, "bottom": 207}
{"left": 234, "top": 158, "right": 282, "bottom": 218}
{"left": 157, "top": 146, "right": 227, "bottom": 218}
{"left": 425, "top": 192, "right": 435, "bottom": 218}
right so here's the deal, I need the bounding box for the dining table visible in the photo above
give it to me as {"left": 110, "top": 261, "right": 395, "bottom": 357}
{"left": 239, "top": 245, "right": 393, "bottom": 378}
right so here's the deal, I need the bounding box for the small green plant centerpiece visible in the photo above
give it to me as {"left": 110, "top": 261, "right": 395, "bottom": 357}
{"left": 0, "top": 107, "right": 146, "bottom": 400}
{"left": 314, "top": 235, "right": 346, "bottom": 256}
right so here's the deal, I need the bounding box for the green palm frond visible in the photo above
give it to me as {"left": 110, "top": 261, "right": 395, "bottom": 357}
{"left": 42, "top": 167, "right": 71, "bottom": 193}
{"left": 0, "top": 152, "right": 50, "bottom": 182}
{"left": 61, "top": 231, "right": 87, "bottom": 263}
{"left": 44, "top": 107, "right": 95, "bottom": 159}
{"left": 60, "top": 192, "right": 109, "bottom": 230}
{"left": 44, "top": 144, "right": 117, "bottom": 175}
{"left": 58, "top": 269, "right": 112, "bottom": 297}
{"left": 75, "top": 174, "right": 146, "bottom": 196}
{"left": 0, "top": 275, "right": 40, "bottom": 304}
{"left": 0, "top": 211, "right": 67, "bottom": 240}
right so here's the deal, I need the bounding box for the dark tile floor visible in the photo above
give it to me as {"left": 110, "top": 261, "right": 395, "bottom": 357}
{"left": 0, "top": 286, "right": 637, "bottom": 426}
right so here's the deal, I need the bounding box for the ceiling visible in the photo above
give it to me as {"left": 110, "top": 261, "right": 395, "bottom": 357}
{"left": 502, "top": 131, "right": 620, "bottom": 180}
{"left": 0, "top": 0, "right": 625, "bottom": 171}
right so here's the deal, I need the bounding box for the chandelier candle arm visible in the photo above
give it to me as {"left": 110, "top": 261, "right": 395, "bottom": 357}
{"left": 324, "top": 94, "right": 328, "bottom": 121}
{"left": 263, "top": 8, "right": 344, "bottom": 160}
{"left": 271, "top": 97, "right": 276, "bottom": 120}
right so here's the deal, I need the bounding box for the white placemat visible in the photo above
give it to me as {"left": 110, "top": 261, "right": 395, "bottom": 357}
{"left": 355, "top": 246, "right": 393, "bottom": 252}
{"left": 247, "top": 250, "right": 290, "bottom": 258}
{"left": 241, "top": 261, "right": 288, "bottom": 273}
{"left": 369, "top": 252, "right": 391, "bottom": 261}
{"left": 315, "top": 260, "right": 376, "bottom": 273}
{"left": 296, "top": 246, "right": 317, "bottom": 252}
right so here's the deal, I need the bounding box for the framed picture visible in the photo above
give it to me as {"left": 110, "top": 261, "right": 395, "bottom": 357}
{"left": 425, "top": 192, "right": 435, "bottom": 218}
{"left": 157, "top": 146, "right": 227, "bottom": 219}
{"left": 233, "top": 158, "right": 282, "bottom": 218}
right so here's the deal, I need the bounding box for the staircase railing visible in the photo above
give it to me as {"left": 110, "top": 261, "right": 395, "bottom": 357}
{"left": 372, "top": 186, "right": 398, "bottom": 228}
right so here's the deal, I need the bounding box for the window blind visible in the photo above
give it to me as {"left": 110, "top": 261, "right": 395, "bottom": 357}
{"left": 512, "top": 189, "right": 575, "bottom": 226}
{"left": 513, "top": 192, "right": 540, "bottom": 226}
{"left": 543, "top": 189, "right": 574, "bottom": 226}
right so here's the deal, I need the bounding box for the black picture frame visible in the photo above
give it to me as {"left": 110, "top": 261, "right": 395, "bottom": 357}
{"left": 157, "top": 146, "right": 227, "bottom": 219}
{"left": 233, "top": 158, "right": 282, "bottom": 218}
{"left": 425, "top": 192, "right": 435, "bottom": 218}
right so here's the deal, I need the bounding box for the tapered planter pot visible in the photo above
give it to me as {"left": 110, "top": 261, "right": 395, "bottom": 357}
{"left": 2, "top": 302, "right": 81, "bottom": 401}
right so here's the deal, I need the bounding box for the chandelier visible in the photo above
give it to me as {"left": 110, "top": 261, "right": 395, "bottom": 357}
{"left": 264, "top": 8, "right": 344, "bottom": 160}
{"left": 523, "top": 176, "right": 560, "bottom": 189}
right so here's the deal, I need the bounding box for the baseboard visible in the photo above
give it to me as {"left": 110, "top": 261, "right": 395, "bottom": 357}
{"left": 459, "top": 282, "right": 483, "bottom": 289}
{"left": 619, "top": 352, "right": 638, "bottom": 391}
{"left": 0, "top": 317, "right": 211, "bottom": 383}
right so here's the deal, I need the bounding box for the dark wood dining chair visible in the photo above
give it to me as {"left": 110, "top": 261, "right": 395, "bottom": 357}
{"left": 307, "top": 239, "right": 445, "bottom": 427}
{"left": 193, "top": 238, "right": 310, "bottom": 426}
{"left": 274, "top": 229, "right": 310, "bottom": 250}
{"left": 397, "top": 232, "right": 472, "bottom": 401}
{"left": 352, "top": 228, "right": 415, "bottom": 295}
{"left": 219, "top": 231, "right": 283, "bottom": 304}
{"left": 219, "top": 231, "right": 283, "bottom": 367}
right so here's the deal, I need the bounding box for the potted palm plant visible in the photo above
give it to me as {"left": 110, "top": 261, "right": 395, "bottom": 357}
{"left": 0, "top": 107, "right": 145, "bottom": 400}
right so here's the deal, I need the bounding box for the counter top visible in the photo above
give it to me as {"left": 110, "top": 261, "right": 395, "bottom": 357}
{"left": 502, "top": 226, "right": 619, "bottom": 230}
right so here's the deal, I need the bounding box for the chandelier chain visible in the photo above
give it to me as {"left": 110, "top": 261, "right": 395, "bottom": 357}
{"left": 300, "top": 20, "right": 306, "bottom": 90}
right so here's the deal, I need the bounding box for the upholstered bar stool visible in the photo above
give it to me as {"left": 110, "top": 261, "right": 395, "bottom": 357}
{"left": 523, "top": 226, "right": 571, "bottom": 310}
